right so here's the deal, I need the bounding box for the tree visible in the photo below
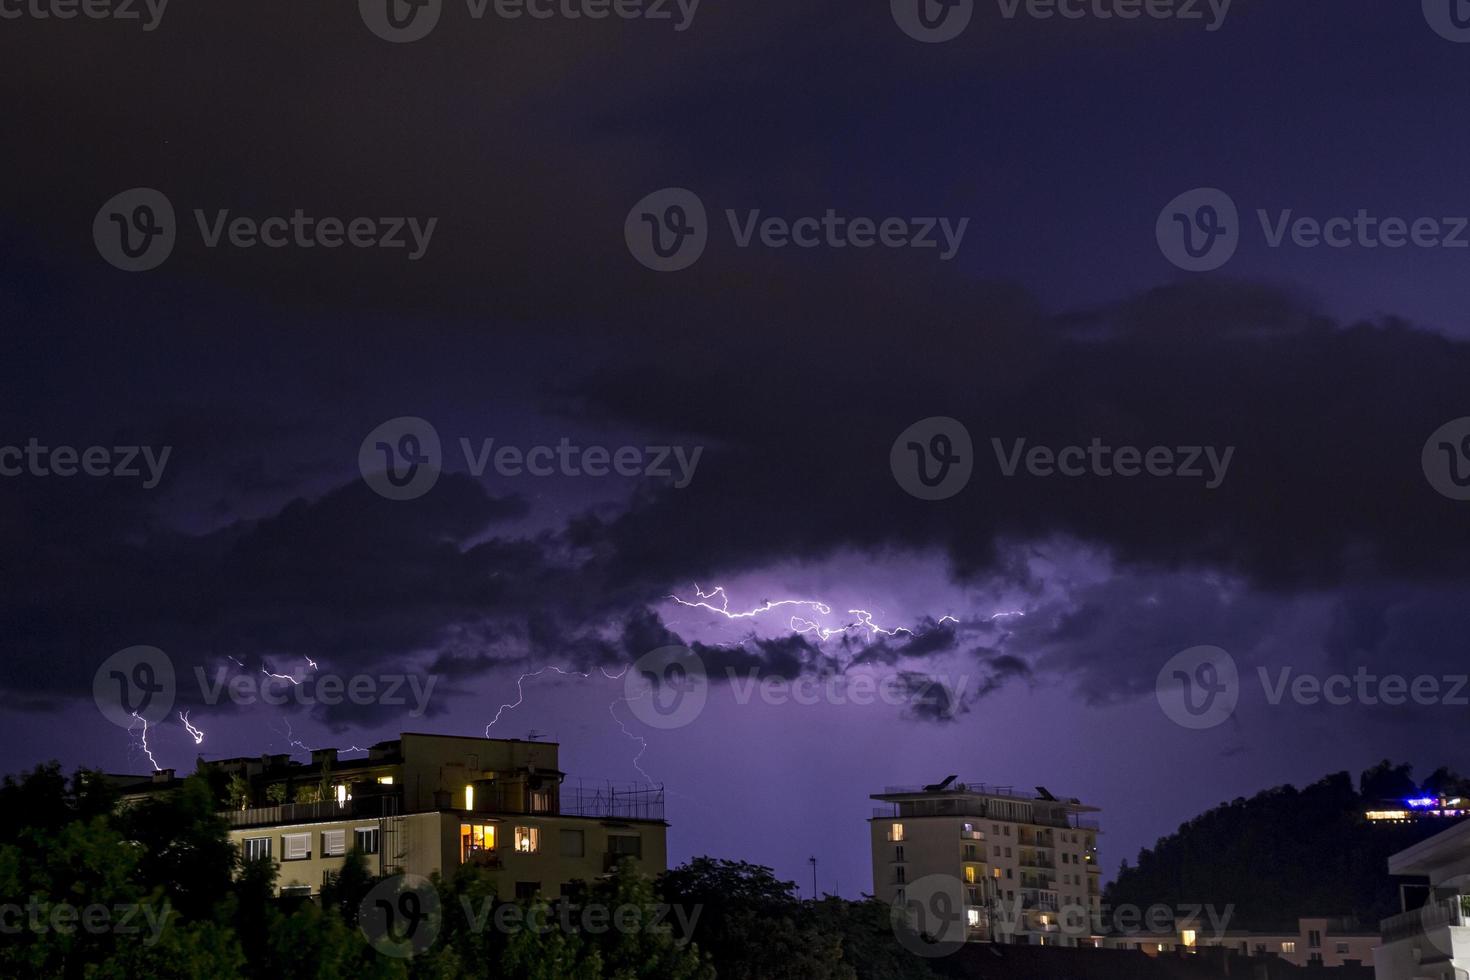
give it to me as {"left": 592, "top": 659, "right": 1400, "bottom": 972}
{"left": 659, "top": 858, "right": 848, "bottom": 980}
{"left": 226, "top": 773, "right": 252, "bottom": 811}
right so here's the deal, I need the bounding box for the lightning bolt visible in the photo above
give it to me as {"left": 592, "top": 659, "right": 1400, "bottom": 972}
{"left": 607, "top": 695, "right": 654, "bottom": 786}
{"left": 484, "top": 666, "right": 591, "bottom": 734}
{"left": 261, "top": 666, "right": 300, "bottom": 685}
{"left": 669, "top": 585, "right": 832, "bottom": 621}
{"left": 130, "top": 713, "right": 160, "bottom": 771}
{"left": 304, "top": 656, "right": 318, "bottom": 670}
{"left": 180, "top": 711, "right": 205, "bottom": 745}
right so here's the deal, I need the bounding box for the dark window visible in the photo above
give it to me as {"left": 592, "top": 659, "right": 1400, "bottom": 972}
{"left": 355, "top": 828, "right": 380, "bottom": 854}
{"left": 560, "top": 829, "right": 585, "bottom": 858}
{"left": 608, "top": 834, "right": 642, "bottom": 858}
{"left": 515, "top": 881, "right": 540, "bottom": 901}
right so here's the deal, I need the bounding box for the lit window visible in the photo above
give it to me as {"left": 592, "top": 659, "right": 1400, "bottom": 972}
{"left": 965, "top": 866, "right": 976, "bottom": 883}
{"left": 460, "top": 823, "right": 496, "bottom": 861}
{"left": 377, "top": 776, "right": 394, "bottom": 785}
{"left": 891, "top": 823, "right": 904, "bottom": 842}
{"left": 1182, "top": 929, "right": 1197, "bottom": 947}
{"left": 465, "top": 785, "right": 475, "bottom": 810}
{"left": 1282, "top": 942, "right": 1296, "bottom": 954}
{"left": 335, "top": 784, "right": 347, "bottom": 805}
{"left": 967, "top": 908, "right": 981, "bottom": 926}
{"left": 515, "top": 826, "right": 539, "bottom": 853}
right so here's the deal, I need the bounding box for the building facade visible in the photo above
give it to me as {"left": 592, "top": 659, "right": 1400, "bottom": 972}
{"left": 870, "top": 778, "right": 1101, "bottom": 946}
{"left": 118, "top": 732, "right": 667, "bottom": 901}
{"left": 1374, "top": 817, "right": 1470, "bottom": 980}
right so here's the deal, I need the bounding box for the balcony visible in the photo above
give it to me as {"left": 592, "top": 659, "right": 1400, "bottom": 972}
{"left": 1381, "top": 895, "right": 1470, "bottom": 944}
{"left": 960, "top": 829, "right": 984, "bottom": 841}
{"left": 1021, "top": 889, "right": 1060, "bottom": 912}
{"left": 223, "top": 799, "right": 359, "bottom": 828}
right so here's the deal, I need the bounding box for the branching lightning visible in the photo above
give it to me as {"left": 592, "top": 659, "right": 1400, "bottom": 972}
{"left": 180, "top": 711, "right": 205, "bottom": 745}
{"left": 669, "top": 585, "right": 832, "bottom": 621}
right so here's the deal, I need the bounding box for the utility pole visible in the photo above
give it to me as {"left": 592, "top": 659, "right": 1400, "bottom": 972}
{"left": 809, "top": 856, "right": 818, "bottom": 900}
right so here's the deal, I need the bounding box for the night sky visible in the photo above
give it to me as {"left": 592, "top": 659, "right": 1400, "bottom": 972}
{"left": 6, "top": 0, "right": 1470, "bottom": 901}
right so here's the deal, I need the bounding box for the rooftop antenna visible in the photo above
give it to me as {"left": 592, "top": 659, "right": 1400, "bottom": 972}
{"left": 808, "top": 856, "right": 818, "bottom": 901}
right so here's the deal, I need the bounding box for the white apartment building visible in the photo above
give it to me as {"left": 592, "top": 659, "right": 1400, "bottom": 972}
{"left": 1374, "top": 817, "right": 1470, "bottom": 980}
{"left": 870, "top": 777, "right": 1101, "bottom": 946}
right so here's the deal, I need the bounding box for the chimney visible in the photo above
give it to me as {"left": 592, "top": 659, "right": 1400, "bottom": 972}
{"left": 312, "top": 748, "right": 338, "bottom": 767}
{"left": 152, "top": 768, "right": 175, "bottom": 784}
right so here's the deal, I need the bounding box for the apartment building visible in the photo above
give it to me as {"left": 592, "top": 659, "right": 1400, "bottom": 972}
{"left": 870, "top": 777, "right": 1101, "bottom": 946}
{"left": 117, "top": 732, "right": 667, "bottom": 902}
{"left": 1374, "top": 817, "right": 1470, "bottom": 980}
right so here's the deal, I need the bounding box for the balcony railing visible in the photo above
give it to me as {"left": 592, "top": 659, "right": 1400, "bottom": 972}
{"left": 223, "top": 799, "right": 358, "bottom": 828}
{"left": 1382, "top": 896, "right": 1470, "bottom": 944}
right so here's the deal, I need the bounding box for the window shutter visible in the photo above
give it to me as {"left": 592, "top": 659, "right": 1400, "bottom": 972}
{"left": 322, "top": 830, "right": 346, "bottom": 856}
{"left": 283, "top": 833, "right": 310, "bottom": 860}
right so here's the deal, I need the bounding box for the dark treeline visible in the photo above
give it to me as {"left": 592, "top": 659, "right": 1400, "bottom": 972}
{"left": 0, "top": 763, "right": 940, "bottom": 979}
{"left": 1105, "top": 761, "right": 1466, "bottom": 929}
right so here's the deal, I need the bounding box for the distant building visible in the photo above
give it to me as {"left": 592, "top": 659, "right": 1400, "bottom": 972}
{"left": 115, "top": 732, "right": 667, "bottom": 901}
{"left": 1374, "top": 817, "right": 1470, "bottom": 980}
{"left": 1365, "top": 796, "right": 1469, "bottom": 825}
{"left": 870, "top": 778, "right": 1101, "bottom": 946}
{"left": 1105, "top": 916, "right": 1376, "bottom": 967}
